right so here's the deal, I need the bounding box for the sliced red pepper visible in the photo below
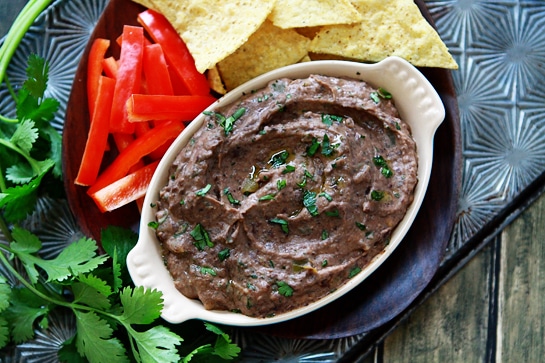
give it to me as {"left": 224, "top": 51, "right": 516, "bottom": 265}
{"left": 76, "top": 76, "right": 115, "bottom": 186}
{"left": 112, "top": 132, "right": 146, "bottom": 174}
{"left": 102, "top": 56, "right": 118, "bottom": 79}
{"left": 88, "top": 120, "right": 184, "bottom": 195}
{"left": 127, "top": 94, "right": 216, "bottom": 122}
{"left": 137, "top": 9, "right": 210, "bottom": 96}
{"left": 87, "top": 38, "right": 110, "bottom": 119}
{"left": 89, "top": 160, "right": 160, "bottom": 213}
{"left": 109, "top": 25, "right": 144, "bottom": 134}
{"left": 143, "top": 43, "right": 174, "bottom": 96}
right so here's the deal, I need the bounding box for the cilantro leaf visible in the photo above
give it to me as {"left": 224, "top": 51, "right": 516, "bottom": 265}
{"left": 111, "top": 249, "right": 123, "bottom": 293}
{"left": 276, "top": 281, "right": 294, "bottom": 297}
{"left": 38, "top": 123, "right": 63, "bottom": 178}
{"left": 23, "top": 54, "right": 49, "bottom": 98}
{"left": 77, "top": 273, "right": 113, "bottom": 298}
{"left": 10, "top": 119, "right": 38, "bottom": 154}
{"left": 0, "top": 168, "right": 47, "bottom": 223}
{"left": 10, "top": 234, "right": 108, "bottom": 284}
{"left": 129, "top": 325, "right": 182, "bottom": 363}
{"left": 0, "top": 316, "right": 9, "bottom": 349}
{"left": 74, "top": 310, "right": 128, "bottom": 363}
{"left": 3, "top": 286, "right": 50, "bottom": 343}
{"left": 0, "top": 277, "right": 10, "bottom": 312}
{"left": 101, "top": 225, "right": 138, "bottom": 286}
{"left": 119, "top": 286, "right": 163, "bottom": 325}
{"left": 204, "top": 323, "right": 241, "bottom": 360}
{"left": 72, "top": 281, "right": 111, "bottom": 310}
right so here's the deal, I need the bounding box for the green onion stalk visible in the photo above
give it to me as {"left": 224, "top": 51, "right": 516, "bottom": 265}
{"left": 0, "top": 0, "right": 52, "bottom": 239}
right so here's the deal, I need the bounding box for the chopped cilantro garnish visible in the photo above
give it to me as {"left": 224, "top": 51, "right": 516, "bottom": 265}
{"left": 218, "top": 248, "right": 231, "bottom": 261}
{"left": 259, "top": 194, "right": 276, "bottom": 201}
{"left": 349, "top": 266, "right": 362, "bottom": 278}
{"left": 277, "top": 179, "right": 287, "bottom": 191}
{"left": 321, "top": 230, "right": 329, "bottom": 240}
{"left": 318, "top": 191, "right": 332, "bottom": 201}
{"left": 378, "top": 87, "right": 392, "bottom": 99}
{"left": 282, "top": 165, "right": 296, "bottom": 174}
{"left": 269, "top": 150, "right": 289, "bottom": 167}
{"left": 355, "top": 222, "right": 366, "bottom": 231}
{"left": 321, "top": 134, "right": 334, "bottom": 157}
{"left": 200, "top": 266, "right": 217, "bottom": 276}
{"left": 196, "top": 184, "right": 212, "bottom": 196}
{"left": 306, "top": 137, "right": 320, "bottom": 156}
{"left": 190, "top": 223, "right": 214, "bottom": 250}
{"left": 276, "top": 281, "right": 294, "bottom": 297}
{"left": 325, "top": 209, "right": 340, "bottom": 217}
{"left": 204, "top": 108, "right": 245, "bottom": 136}
{"left": 223, "top": 188, "right": 240, "bottom": 205}
{"left": 322, "top": 113, "right": 343, "bottom": 126}
{"left": 371, "top": 190, "right": 385, "bottom": 201}
{"left": 269, "top": 217, "right": 289, "bottom": 234}
{"left": 302, "top": 190, "right": 319, "bottom": 216}
{"left": 373, "top": 155, "right": 393, "bottom": 178}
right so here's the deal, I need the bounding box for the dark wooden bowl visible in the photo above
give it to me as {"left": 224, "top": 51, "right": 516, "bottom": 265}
{"left": 62, "top": 0, "right": 461, "bottom": 338}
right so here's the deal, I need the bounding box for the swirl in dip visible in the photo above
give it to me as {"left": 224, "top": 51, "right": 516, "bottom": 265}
{"left": 154, "top": 74, "right": 418, "bottom": 318}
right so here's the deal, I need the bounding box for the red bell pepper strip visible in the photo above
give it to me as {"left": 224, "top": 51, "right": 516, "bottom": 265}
{"left": 88, "top": 119, "right": 184, "bottom": 195}
{"left": 127, "top": 94, "right": 216, "bottom": 122}
{"left": 109, "top": 25, "right": 144, "bottom": 134}
{"left": 137, "top": 9, "right": 210, "bottom": 96}
{"left": 87, "top": 38, "right": 110, "bottom": 119}
{"left": 143, "top": 43, "right": 174, "bottom": 96}
{"left": 75, "top": 76, "right": 115, "bottom": 186}
{"left": 89, "top": 160, "right": 160, "bottom": 212}
{"left": 112, "top": 132, "right": 146, "bottom": 174}
{"left": 102, "top": 56, "right": 118, "bottom": 79}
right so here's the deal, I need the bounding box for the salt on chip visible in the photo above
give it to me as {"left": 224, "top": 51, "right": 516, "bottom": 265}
{"left": 268, "top": 0, "right": 362, "bottom": 29}
{"left": 152, "top": 0, "right": 276, "bottom": 73}
{"left": 217, "top": 20, "right": 311, "bottom": 91}
{"left": 309, "top": 0, "right": 458, "bottom": 69}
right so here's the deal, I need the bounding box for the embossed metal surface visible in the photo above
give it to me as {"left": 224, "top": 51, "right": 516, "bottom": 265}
{"left": 2, "top": 0, "right": 544, "bottom": 360}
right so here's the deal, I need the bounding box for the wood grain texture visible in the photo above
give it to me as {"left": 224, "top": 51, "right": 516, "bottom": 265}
{"left": 498, "top": 193, "right": 545, "bottom": 362}
{"left": 382, "top": 243, "right": 493, "bottom": 362}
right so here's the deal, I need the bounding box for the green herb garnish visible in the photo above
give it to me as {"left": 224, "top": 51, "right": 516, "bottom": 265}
{"left": 302, "top": 190, "right": 319, "bottom": 216}
{"left": 259, "top": 194, "right": 276, "bottom": 201}
{"left": 321, "top": 134, "right": 334, "bottom": 157}
{"left": 196, "top": 183, "right": 212, "bottom": 196}
{"left": 321, "top": 113, "right": 343, "bottom": 126}
{"left": 190, "top": 223, "right": 214, "bottom": 250}
{"left": 200, "top": 266, "right": 217, "bottom": 276}
{"left": 218, "top": 248, "right": 231, "bottom": 261}
{"left": 306, "top": 137, "right": 320, "bottom": 156}
{"left": 282, "top": 165, "right": 296, "bottom": 174}
{"left": 224, "top": 188, "right": 240, "bottom": 205}
{"left": 269, "top": 150, "right": 289, "bottom": 167}
{"left": 371, "top": 190, "right": 385, "bottom": 201}
{"left": 349, "top": 266, "right": 362, "bottom": 278}
{"left": 269, "top": 217, "right": 289, "bottom": 234}
{"left": 277, "top": 179, "right": 287, "bottom": 191}
{"left": 276, "top": 281, "right": 294, "bottom": 297}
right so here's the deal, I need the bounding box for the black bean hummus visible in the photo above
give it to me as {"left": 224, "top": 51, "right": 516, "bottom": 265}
{"left": 154, "top": 74, "right": 418, "bottom": 318}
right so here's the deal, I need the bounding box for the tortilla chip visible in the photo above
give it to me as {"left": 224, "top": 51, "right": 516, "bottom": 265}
{"left": 217, "top": 20, "right": 311, "bottom": 91}
{"left": 310, "top": 0, "right": 458, "bottom": 69}
{"left": 207, "top": 66, "right": 226, "bottom": 95}
{"left": 153, "top": 0, "right": 276, "bottom": 73}
{"left": 269, "top": 0, "right": 362, "bottom": 29}
{"left": 132, "top": 0, "right": 157, "bottom": 10}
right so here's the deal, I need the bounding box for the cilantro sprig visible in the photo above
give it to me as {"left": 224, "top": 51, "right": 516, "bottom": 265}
{"left": 0, "top": 42, "right": 239, "bottom": 361}
{"left": 1, "top": 54, "right": 62, "bottom": 224}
